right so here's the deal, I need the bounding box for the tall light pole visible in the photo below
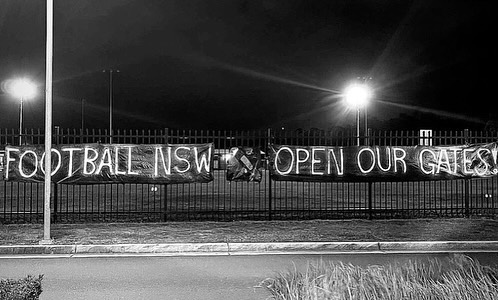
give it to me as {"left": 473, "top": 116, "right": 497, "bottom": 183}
{"left": 41, "top": 0, "right": 54, "bottom": 244}
{"left": 7, "top": 78, "right": 37, "bottom": 145}
{"left": 81, "top": 98, "right": 85, "bottom": 132}
{"left": 103, "top": 69, "right": 119, "bottom": 143}
{"left": 19, "top": 97, "right": 23, "bottom": 145}
{"left": 343, "top": 83, "right": 372, "bottom": 146}
{"left": 361, "top": 77, "right": 372, "bottom": 145}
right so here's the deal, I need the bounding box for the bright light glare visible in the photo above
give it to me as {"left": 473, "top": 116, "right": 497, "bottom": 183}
{"left": 7, "top": 78, "right": 37, "bottom": 100}
{"left": 343, "top": 83, "right": 372, "bottom": 109}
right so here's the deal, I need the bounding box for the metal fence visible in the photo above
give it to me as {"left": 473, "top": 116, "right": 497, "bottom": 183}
{"left": 1, "top": 128, "right": 497, "bottom": 223}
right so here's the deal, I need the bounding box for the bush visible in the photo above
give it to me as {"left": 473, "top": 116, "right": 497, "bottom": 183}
{"left": 262, "top": 255, "right": 498, "bottom": 300}
{"left": 0, "top": 275, "right": 43, "bottom": 300}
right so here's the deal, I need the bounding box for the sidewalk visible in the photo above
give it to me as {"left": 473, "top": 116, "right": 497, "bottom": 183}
{"left": 1, "top": 218, "right": 497, "bottom": 256}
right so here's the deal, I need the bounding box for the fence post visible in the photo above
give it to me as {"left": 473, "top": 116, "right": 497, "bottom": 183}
{"left": 52, "top": 126, "right": 60, "bottom": 222}
{"left": 163, "top": 128, "right": 169, "bottom": 221}
{"left": 463, "top": 128, "right": 470, "bottom": 217}
{"left": 267, "top": 128, "right": 273, "bottom": 221}
{"left": 163, "top": 184, "right": 168, "bottom": 222}
{"left": 464, "top": 179, "right": 470, "bottom": 217}
{"left": 368, "top": 181, "right": 373, "bottom": 220}
{"left": 52, "top": 183, "right": 58, "bottom": 222}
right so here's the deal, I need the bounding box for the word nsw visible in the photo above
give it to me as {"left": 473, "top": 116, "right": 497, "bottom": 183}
{"left": 269, "top": 143, "right": 498, "bottom": 182}
{"left": 4, "top": 143, "right": 213, "bottom": 184}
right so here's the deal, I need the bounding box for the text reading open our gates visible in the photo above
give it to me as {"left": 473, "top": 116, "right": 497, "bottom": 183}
{"left": 269, "top": 143, "right": 498, "bottom": 182}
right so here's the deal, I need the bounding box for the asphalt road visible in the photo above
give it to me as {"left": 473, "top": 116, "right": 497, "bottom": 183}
{"left": 1, "top": 253, "right": 497, "bottom": 300}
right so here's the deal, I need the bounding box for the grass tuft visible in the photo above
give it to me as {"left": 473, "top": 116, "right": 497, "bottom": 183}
{"left": 0, "top": 275, "right": 43, "bottom": 300}
{"left": 261, "top": 255, "right": 498, "bottom": 300}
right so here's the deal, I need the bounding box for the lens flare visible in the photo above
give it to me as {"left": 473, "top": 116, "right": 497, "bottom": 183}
{"left": 343, "top": 83, "right": 372, "bottom": 109}
{"left": 3, "top": 78, "right": 37, "bottom": 99}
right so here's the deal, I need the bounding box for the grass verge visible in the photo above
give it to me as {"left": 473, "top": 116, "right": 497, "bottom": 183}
{"left": 262, "top": 254, "right": 498, "bottom": 300}
{"left": 1, "top": 219, "right": 497, "bottom": 245}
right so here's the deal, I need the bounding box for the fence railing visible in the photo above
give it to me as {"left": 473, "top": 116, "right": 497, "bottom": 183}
{"left": 1, "top": 128, "right": 497, "bottom": 223}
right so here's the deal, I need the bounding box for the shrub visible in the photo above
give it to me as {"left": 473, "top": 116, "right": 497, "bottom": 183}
{"left": 262, "top": 255, "right": 498, "bottom": 300}
{"left": 0, "top": 275, "right": 43, "bottom": 300}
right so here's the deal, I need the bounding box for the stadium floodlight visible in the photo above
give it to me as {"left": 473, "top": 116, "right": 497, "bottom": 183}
{"left": 343, "top": 83, "right": 372, "bottom": 146}
{"left": 343, "top": 83, "right": 372, "bottom": 109}
{"left": 6, "top": 78, "right": 37, "bottom": 145}
{"left": 8, "top": 78, "right": 37, "bottom": 100}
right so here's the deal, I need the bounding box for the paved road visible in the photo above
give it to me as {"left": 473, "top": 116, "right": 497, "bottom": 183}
{"left": 1, "top": 253, "right": 497, "bottom": 300}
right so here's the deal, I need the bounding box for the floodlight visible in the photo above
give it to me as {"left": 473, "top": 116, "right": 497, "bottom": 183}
{"left": 343, "top": 83, "right": 372, "bottom": 109}
{"left": 6, "top": 78, "right": 37, "bottom": 145}
{"left": 8, "top": 78, "right": 37, "bottom": 100}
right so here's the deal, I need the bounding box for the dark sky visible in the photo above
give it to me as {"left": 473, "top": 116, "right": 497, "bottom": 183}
{"left": 0, "top": 0, "right": 494, "bottom": 131}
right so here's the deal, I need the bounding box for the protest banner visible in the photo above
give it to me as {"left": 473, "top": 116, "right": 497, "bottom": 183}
{"left": 3, "top": 143, "right": 213, "bottom": 184}
{"left": 269, "top": 143, "right": 498, "bottom": 182}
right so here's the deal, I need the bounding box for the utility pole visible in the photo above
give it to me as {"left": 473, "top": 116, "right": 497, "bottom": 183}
{"left": 356, "top": 108, "right": 360, "bottom": 146}
{"left": 359, "top": 76, "right": 373, "bottom": 146}
{"left": 19, "top": 96, "right": 24, "bottom": 145}
{"left": 103, "top": 69, "right": 119, "bottom": 143}
{"left": 81, "top": 98, "right": 85, "bottom": 132}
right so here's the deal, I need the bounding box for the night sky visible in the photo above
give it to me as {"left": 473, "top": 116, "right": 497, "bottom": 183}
{"left": 0, "top": 0, "right": 494, "bottom": 131}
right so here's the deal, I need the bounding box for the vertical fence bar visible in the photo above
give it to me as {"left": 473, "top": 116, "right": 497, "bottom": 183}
{"left": 163, "top": 128, "right": 169, "bottom": 221}
{"left": 53, "top": 183, "right": 58, "bottom": 222}
{"left": 267, "top": 128, "right": 272, "bottom": 221}
{"left": 464, "top": 179, "right": 470, "bottom": 217}
{"left": 368, "top": 181, "right": 373, "bottom": 219}
{"left": 463, "top": 129, "right": 470, "bottom": 217}
{"left": 52, "top": 127, "right": 60, "bottom": 223}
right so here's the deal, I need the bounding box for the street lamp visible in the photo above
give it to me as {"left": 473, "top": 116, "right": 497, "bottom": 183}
{"left": 7, "top": 78, "right": 37, "bottom": 145}
{"left": 343, "top": 83, "right": 372, "bottom": 146}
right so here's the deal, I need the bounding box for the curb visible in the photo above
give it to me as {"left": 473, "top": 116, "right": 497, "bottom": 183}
{"left": 1, "top": 241, "right": 498, "bottom": 256}
{"left": 228, "top": 242, "right": 379, "bottom": 253}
